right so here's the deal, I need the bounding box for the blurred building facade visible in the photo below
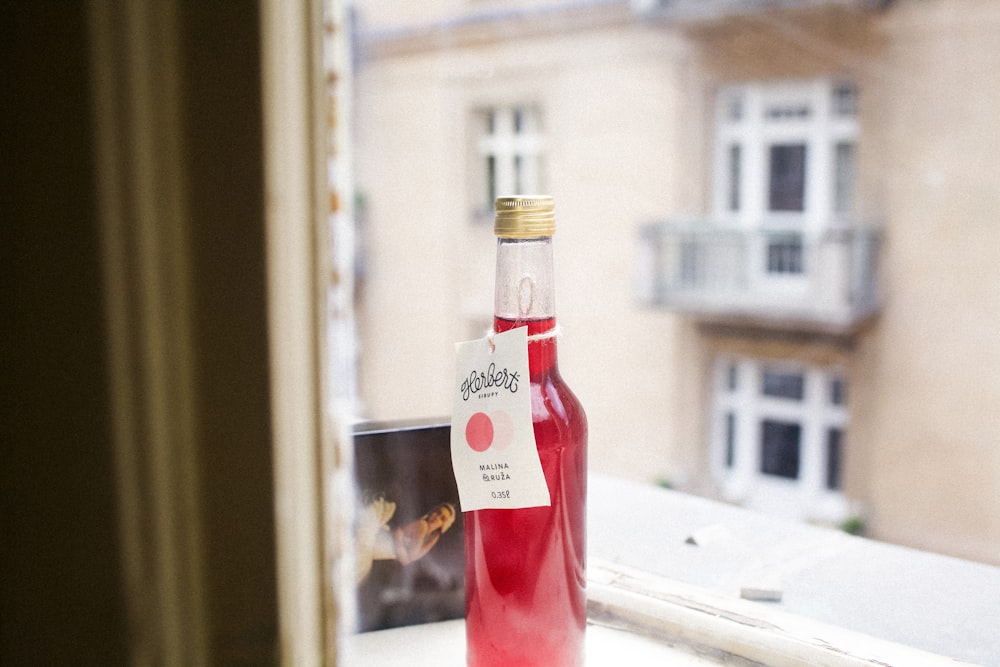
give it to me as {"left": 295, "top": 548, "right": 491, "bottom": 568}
{"left": 351, "top": 0, "right": 1000, "bottom": 564}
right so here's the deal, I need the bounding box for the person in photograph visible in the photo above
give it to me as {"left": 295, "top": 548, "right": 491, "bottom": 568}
{"left": 355, "top": 496, "right": 457, "bottom": 581}
{"left": 392, "top": 502, "right": 456, "bottom": 565}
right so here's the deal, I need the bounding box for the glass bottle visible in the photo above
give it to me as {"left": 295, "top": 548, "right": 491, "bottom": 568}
{"left": 464, "top": 195, "right": 588, "bottom": 667}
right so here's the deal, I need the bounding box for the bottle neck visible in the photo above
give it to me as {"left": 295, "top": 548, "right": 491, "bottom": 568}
{"left": 494, "top": 237, "right": 555, "bottom": 322}
{"left": 494, "top": 236, "right": 558, "bottom": 374}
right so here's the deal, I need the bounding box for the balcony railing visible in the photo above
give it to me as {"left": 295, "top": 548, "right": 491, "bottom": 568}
{"left": 638, "top": 219, "right": 882, "bottom": 333}
{"left": 630, "top": 0, "right": 881, "bottom": 22}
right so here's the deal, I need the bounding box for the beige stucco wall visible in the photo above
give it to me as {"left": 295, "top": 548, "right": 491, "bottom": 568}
{"left": 853, "top": 0, "right": 1000, "bottom": 563}
{"left": 352, "top": 0, "right": 1000, "bottom": 564}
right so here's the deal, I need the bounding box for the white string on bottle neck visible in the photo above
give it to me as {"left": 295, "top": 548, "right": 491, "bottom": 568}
{"left": 486, "top": 325, "right": 560, "bottom": 352}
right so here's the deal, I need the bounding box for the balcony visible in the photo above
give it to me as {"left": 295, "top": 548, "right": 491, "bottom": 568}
{"left": 638, "top": 219, "right": 882, "bottom": 335}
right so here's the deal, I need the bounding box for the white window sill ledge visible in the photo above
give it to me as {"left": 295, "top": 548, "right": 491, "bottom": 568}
{"left": 345, "top": 557, "right": 969, "bottom": 666}
{"left": 345, "top": 475, "right": 997, "bottom": 666}
{"left": 587, "top": 559, "right": 970, "bottom": 666}
{"left": 344, "top": 616, "right": 720, "bottom": 666}
{"left": 588, "top": 475, "right": 998, "bottom": 666}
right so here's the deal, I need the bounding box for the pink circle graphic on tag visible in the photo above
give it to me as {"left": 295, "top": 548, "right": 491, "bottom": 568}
{"left": 465, "top": 412, "right": 494, "bottom": 452}
{"left": 490, "top": 410, "right": 514, "bottom": 451}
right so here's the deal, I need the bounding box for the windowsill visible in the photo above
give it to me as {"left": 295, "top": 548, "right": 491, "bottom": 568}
{"left": 588, "top": 475, "right": 999, "bottom": 666}
{"left": 344, "top": 618, "right": 719, "bottom": 666}
{"left": 347, "top": 475, "right": 999, "bottom": 665}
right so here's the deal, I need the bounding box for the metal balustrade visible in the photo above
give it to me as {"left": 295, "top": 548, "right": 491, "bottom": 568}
{"left": 638, "top": 220, "right": 882, "bottom": 333}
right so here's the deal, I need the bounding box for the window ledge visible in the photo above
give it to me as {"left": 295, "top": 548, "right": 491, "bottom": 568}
{"left": 588, "top": 475, "right": 998, "bottom": 666}
{"left": 345, "top": 617, "right": 720, "bottom": 666}
{"left": 345, "top": 557, "right": 975, "bottom": 667}
{"left": 345, "top": 474, "right": 997, "bottom": 665}
{"left": 588, "top": 559, "right": 969, "bottom": 666}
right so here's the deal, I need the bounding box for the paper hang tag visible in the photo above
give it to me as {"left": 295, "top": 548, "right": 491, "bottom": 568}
{"left": 451, "top": 327, "right": 550, "bottom": 512}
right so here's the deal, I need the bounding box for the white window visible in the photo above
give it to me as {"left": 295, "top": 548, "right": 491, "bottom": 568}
{"left": 472, "top": 105, "right": 545, "bottom": 216}
{"left": 712, "top": 357, "right": 848, "bottom": 523}
{"left": 713, "top": 79, "right": 858, "bottom": 279}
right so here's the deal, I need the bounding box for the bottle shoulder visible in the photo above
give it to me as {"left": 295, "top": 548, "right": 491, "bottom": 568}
{"left": 530, "top": 370, "right": 588, "bottom": 445}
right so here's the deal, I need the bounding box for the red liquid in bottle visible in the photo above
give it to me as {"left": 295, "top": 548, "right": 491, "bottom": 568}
{"left": 464, "top": 316, "right": 588, "bottom": 667}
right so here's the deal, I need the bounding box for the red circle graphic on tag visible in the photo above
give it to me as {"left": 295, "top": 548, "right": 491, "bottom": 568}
{"left": 465, "top": 412, "right": 494, "bottom": 452}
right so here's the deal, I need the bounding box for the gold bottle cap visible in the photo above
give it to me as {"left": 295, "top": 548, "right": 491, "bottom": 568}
{"left": 494, "top": 195, "right": 555, "bottom": 238}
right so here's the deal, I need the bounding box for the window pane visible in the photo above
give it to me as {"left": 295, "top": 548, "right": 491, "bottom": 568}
{"left": 725, "top": 412, "right": 736, "bottom": 468}
{"left": 832, "top": 82, "right": 858, "bottom": 117}
{"left": 761, "top": 369, "right": 805, "bottom": 400}
{"left": 826, "top": 428, "right": 843, "bottom": 490}
{"left": 485, "top": 155, "right": 496, "bottom": 209}
{"left": 830, "top": 377, "right": 847, "bottom": 406}
{"left": 679, "top": 239, "right": 699, "bottom": 286}
{"left": 728, "top": 144, "right": 741, "bottom": 211}
{"left": 726, "top": 363, "right": 738, "bottom": 392}
{"left": 768, "top": 143, "right": 807, "bottom": 212}
{"left": 834, "top": 142, "right": 856, "bottom": 215}
{"left": 725, "top": 92, "right": 743, "bottom": 122}
{"left": 760, "top": 419, "right": 801, "bottom": 479}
